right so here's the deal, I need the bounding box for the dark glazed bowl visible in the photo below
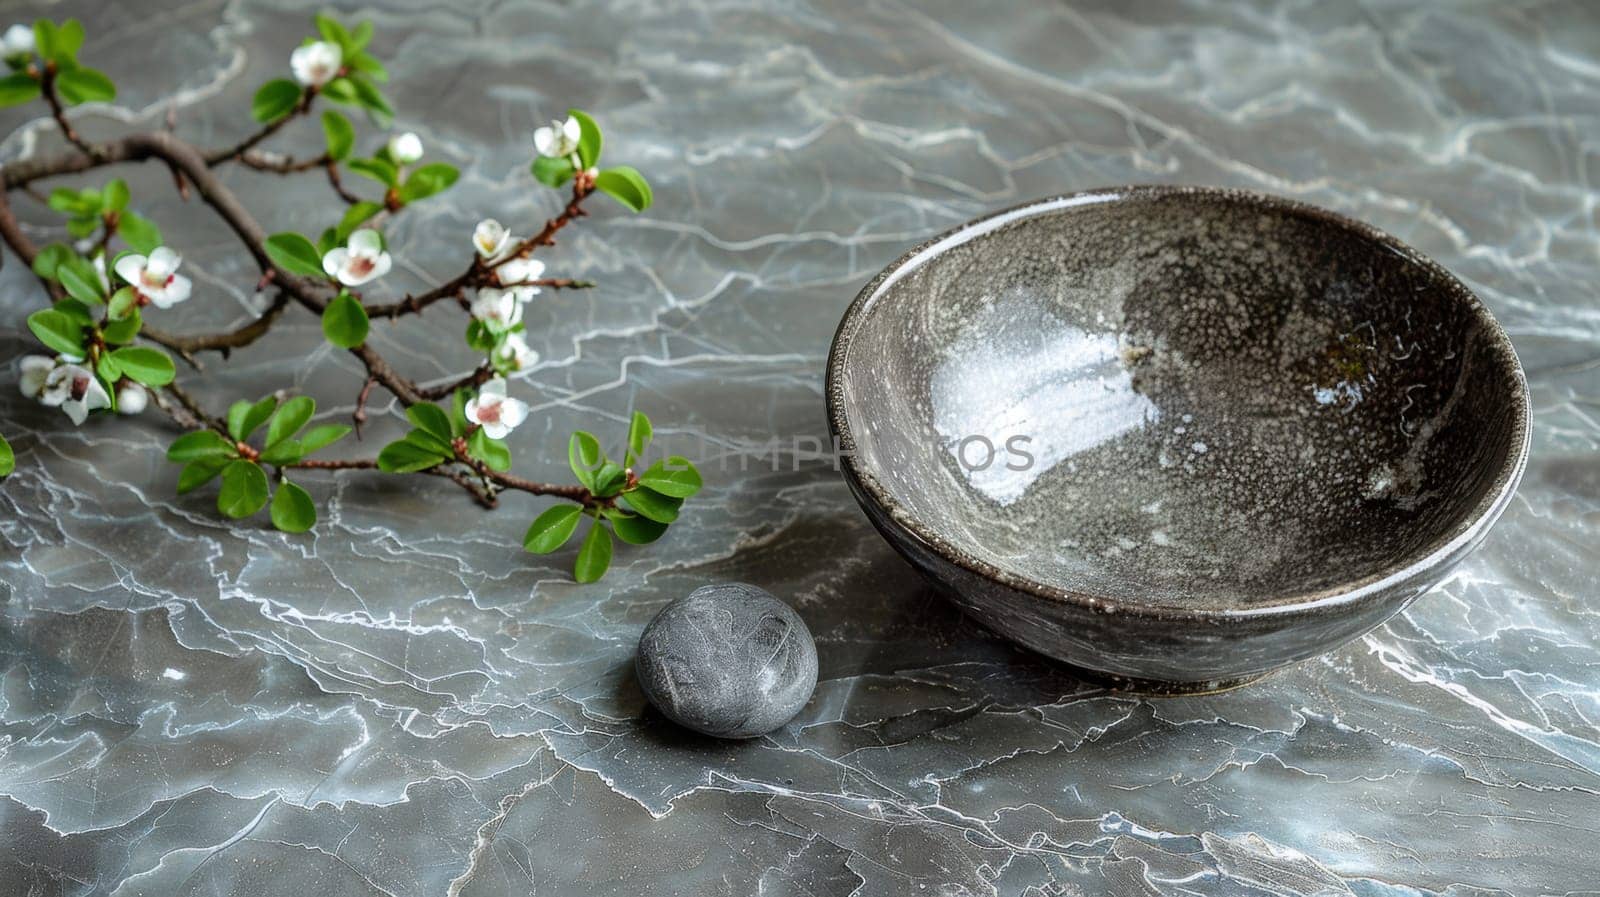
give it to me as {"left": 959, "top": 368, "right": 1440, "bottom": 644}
{"left": 826, "top": 186, "right": 1530, "bottom": 693}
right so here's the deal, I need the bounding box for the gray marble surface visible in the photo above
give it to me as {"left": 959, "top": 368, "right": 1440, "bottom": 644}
{"left": 0, "top": 1, "right": 1595, "bottom": 894}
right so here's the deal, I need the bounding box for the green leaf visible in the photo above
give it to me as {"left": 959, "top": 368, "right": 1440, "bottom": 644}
{"left": 531, "top": 155, "right": 575, "bottom": 188}
{"left": 0, "top": 73, "right": 40, "bottom": 108}
{"left": 321, "top": 109, "right": 355, "bottom": 161}
{"left": 607, "top": 510, "right": 668, "bottom": 545}
{"left": 346, "top": 51, "right": 387, "bottom": 83}
{"left": 54, "top": 20, "right": 84, "bottom": 60}
{"left": 48, "top": 187, "right": 94, "bottom": 215}
{"left": 118, "top": 211, "right": 162, "bottom": 254}
{"left": 270, "top": 480, "right": 317, "bottom": 533}
{"left": 258, "top": 439, "right": 303, "bottom": 466}
{"left": 266, "top": 395, "right": 315, "bottom": 449}
{"left": 322, "top": 291, "right": 369, "bottom": 348}
{"left": 464, "top": 319, "right": 498, "bottom": 353}
{"left": 315, "top": 13, "right": 354, "bottom": 52}
{"left": 108, "top": 346, "right": 174, "bottom": 387}
{"left": 217, "top": 460, "right": 270, "bottom": 518}
{"left": 449, "top": 389, "right": 471, "bottom": 437}
{"left": 101, "top": 307, "right": 141, "bottom": 344}
{"left": 228, "top": 396, "right": 278, "bottom": 441}
{"left": 522, "top": 505, "right": 582, "bottom": 554}
{"left": 621, "top": 485, "right": 682, "bottom": 524}
{"left": 102, "top": 179, "right": 129, "bottom": 212}
{"left": 177, "top": 457, "right": 228, "bottom": 494}
{"left": 567, "top": 431, "right": 603, "bottom": 489}
{"left": 377, "top": 437, "right": 448, "bottom": 473}
{"left": 347, "top": 74, "right": 392, "bottom": 125}
{"left": 95, "top": 352, "right": 121, "bottom": 382}
{"left": 107, "top": 286, "right": 137, "bottom": 321}
{"left": 264, "top": 232, "right": 325, "bottom": 278}
{"left": 66, "top": 215, "right": 99, "bottom": 239}
{"left": 32, "top": 21, "right": 58, "bottom": 61}
{"left": 333, "top": 203, "right": 382, "bottom": 245}
{"left": 167, "top": 429, "right": 235, "bottom": 462}
{"left": 592, "top": 462, "right": 627, "bottom": 497}
{"left": 569, "top": 108, "right": 602, "bottom": 169}
{"left": 319, "top": 76, "right": 359, "bottom": 105}
{"left": 251, "top": 78, "right": 302, "bottom": 123}
{"left": 55, "top": 67, "right": 115, "bottom": 105}
{"left": 467, "top": 427, "right": 511, "bottom": 472}
{"left": 0, "top": 433, "right": 14, "bottom": 478}
{"left": 406, "top": 403, "right": 453, "bottom": 443}
{"left": 402, "top": 427, "right": 454, "bottom": 457}
{"left": 30, "top": 244, "right": 75, "bottom": 280}
{"left": 595, "top": 166, "right": 652, "bottom": 212}
{"left": 638, "top": 456, "right": 703, "bottom": 498}
{"left": 298, "top": 423, "right": 351, "bottom": 455}
{"left": 397, "top": 162, "right": 458, "bottom": 203}
{"left": 573, "top": 519, "right": 613, "bottom": 583}
{"left": 349, "top": 20, "right": 375, "bottom": 52}
{"left": 57, "top": 262, "right": 104, "bottom": 304}
{"left": 347, "top": 156, "right": 398, "bottom": 187}
{"left": 626, "top": 410, "right": 652, "bottom": 465}
{"left": 26, "top": 308, "right": 85, "bottom": 356}
{"left": 53, "top": 297, "right": 95, "bottom": 327}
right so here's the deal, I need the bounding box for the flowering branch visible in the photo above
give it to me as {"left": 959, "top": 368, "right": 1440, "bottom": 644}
{"left": 0, "top": 14, "right": 697, "bottom": 582}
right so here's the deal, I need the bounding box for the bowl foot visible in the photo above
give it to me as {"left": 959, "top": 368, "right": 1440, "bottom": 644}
{"left": 1066, "top": 665, "right": 1278, "bottom": 696}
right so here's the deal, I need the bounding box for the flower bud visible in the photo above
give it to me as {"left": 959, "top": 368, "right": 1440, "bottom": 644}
{"left": 116, "top": 384, "right": 148, "bottom": 415}
{"left": 388, "top": 132, "right": 423, "bottom": 165}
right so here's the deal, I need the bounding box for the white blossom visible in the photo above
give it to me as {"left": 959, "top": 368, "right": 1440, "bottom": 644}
{"left": 496, "top": 256, "right": 544, "bottom": 291}
{"left": 116, "top": 383, "right": 148, "bottom": 415}
{"left": 472, "top": 218, "right": 514, "bottom": 261}
{"left": 321, "top": 229, "right": 392, "bottom": 286}
{"left": 3, "top": 24, "right": 34, "bottom": 56}
{"left": 114, "top": 247, "right": 192, "bottom": 309}
{"left": 18, "top": 355, "right": 54, "bottom": 399}
{"left": 290, "top": 41, "right": 341, "bottom": 87}
{"left": 469, "top": 287, "right": 522, "bottom": 329}
{"left": 92, "top": 253, "right": 110, "bottom": 293}
{"left": 533, "top": 116, "right": 581, "bottom": 159}
{"left": 493, "top": 333, "right": 538, "bottom": 372}
{"left": 464, "top": 377, "right": 528, "bottom": 439}
{"left": 387, "top": 132, "right": 423, "bottom": 165}
{"left": 39, "top": 362, "right": 111, "bottom": 425}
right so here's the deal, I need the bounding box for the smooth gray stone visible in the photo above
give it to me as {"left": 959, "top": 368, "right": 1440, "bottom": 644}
{"left": 635, "top": 584, "right": 818, "bottom": 738}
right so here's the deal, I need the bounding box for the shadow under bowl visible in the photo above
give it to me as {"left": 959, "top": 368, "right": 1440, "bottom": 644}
{"left": 826, "top": 186, "right": 1530, "bottom": 693}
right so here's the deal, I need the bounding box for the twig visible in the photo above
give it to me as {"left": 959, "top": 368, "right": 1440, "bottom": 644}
{"left": 365, "top": 265, "right": 479, "bottom": 319}
{"left": 140, "top": 293, "right": 290, "bottom": 364}
{"left": 162, "top": 381, "right": 228, "bottom": 434}
{"left": 238, "top": 150, "right": 331, "bottom": 173}
{"left": 324, "top": 159, "right": 362, "bottom": 204}
{"left": 352, "top": 375, "right": 376, "bottom": 436}
{"left": 416, "top": 364, "right": 492, "bottom": 401}
{"left": 0, "top": 190, "right": 64, "bottom": 300}
{"left": 203, "top": 87, "right": 316, "bottom": 166}
{"left": 39, "top": 64, "right": 96, "bottom": 157}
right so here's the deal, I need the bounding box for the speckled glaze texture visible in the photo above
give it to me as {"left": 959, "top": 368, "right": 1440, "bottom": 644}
{"left": 636, "top": 583, "right": 818, "bottom": 738}
{"left": 829, "top": 187, "right": 1530, "bottom": 689}
{"left": 2, "top": 2, "right": 1597, "bottom": 895}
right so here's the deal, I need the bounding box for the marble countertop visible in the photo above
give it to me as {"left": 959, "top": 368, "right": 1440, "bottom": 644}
{"left": 2, "top": 1, "right": 1596, "bottom": 894}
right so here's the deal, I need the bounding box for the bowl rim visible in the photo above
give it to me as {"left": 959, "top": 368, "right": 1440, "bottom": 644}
{"left": 824, "top": 184, "right": 1532, "bottom": 621}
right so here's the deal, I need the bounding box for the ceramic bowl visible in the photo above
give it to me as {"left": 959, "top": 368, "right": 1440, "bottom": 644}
{"left": 826, "top": 186, "right": 1530, "bottom": 693}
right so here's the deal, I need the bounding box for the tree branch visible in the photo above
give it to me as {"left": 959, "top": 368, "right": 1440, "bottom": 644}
{"left": 140, "top": 293, "right": 290, "bottom": 363}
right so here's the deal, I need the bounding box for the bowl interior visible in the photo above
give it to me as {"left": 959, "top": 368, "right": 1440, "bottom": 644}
{"left": 834, "top": 189, "right": 1526, "bottom": 610}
